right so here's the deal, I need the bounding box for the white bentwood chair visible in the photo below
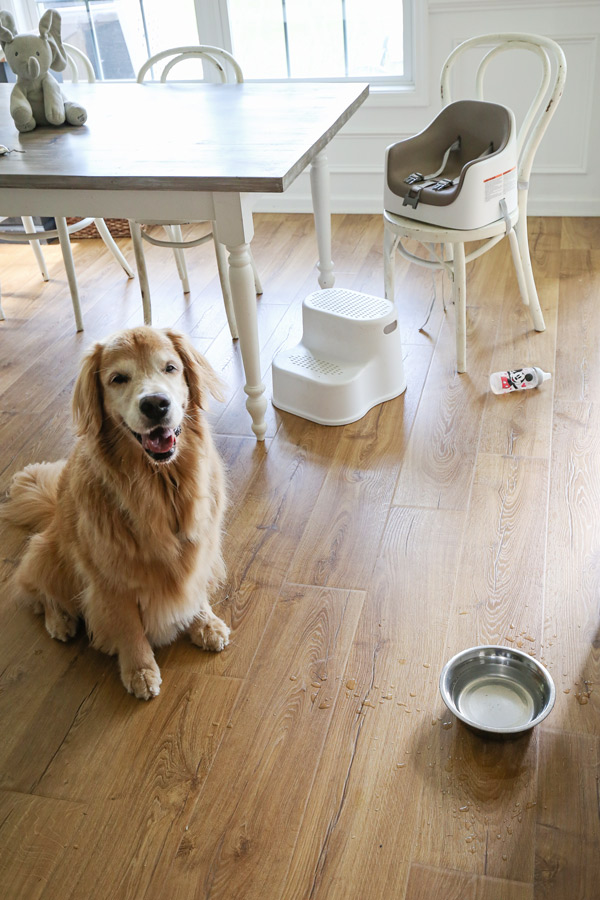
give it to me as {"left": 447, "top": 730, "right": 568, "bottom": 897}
{"left": 383, "top": 33, "right": 567, "bottom": 373}
{"left": 131, "top": 46, "right": 262, "bottom": 339}
{"left": 0, "top": 42, "right": 134, "bottom": 330}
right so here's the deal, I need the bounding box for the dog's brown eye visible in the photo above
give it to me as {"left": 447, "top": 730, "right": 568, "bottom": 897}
{"left": 110, "top": 373, "right": 130, "bottom": 385}
{"left": 165, "top": 364, "right": 177, "bottom": 373}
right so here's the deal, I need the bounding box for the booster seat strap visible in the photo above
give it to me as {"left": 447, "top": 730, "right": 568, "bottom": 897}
{"left": 425, "top": 141, "right": 494, "bottom": 187}
{"left": 403, "top": 180, "right": 439, "bottom": 208}
{"left": 424, "top": 137, "right": 461, "bottom": 180}
{"left": 499, "top": 198, "right": 512, "bottom": 235}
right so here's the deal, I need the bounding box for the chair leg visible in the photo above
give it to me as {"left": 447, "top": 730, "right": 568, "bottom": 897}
{"left": 507, "top": 228, "right": 530, "bottom": 308}
{"left": 163, "top": 225, "right": 190, "bottom": 294}
{"left": 213, "top": 234, "right": 238, "bottom": 340}
{"left": 383, "top": 225, "right": 397, "bottom": 301}
{"left": 93, "top": 218, "right": 135, "bottom": 278}
{"left": 168, "top": 225, "right": 191, "bottom": 294}
{"left": 129, "top": 220, "right": 152, "bottom": 326}
{"left": 55, "top": 216, "right": 83, "bottom": 332}
{"left": 165, "top": 226, "right": 184, "bottom": 284}
{"left": 21, "top": 217, "right": 49, "bottom": 281}
{"left": 515, "top": 217, "right": 545, "bottom": 332}
{"left": 452, "top": 242, "right": 467, "bottom": 374}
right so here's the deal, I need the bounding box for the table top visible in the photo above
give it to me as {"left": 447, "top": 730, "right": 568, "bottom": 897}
{"left": 0, "top": 81, "right": 369, "bottom": 194}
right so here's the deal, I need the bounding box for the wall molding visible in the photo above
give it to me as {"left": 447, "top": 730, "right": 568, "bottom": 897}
{"left": 256, "top": 194, "right": 600, "bottom": 217}
{"left": 318, "top": 161, "right": 589, "bottom": 177}
{"left": 430, "top": 0, "right": 600, "bottom": 10}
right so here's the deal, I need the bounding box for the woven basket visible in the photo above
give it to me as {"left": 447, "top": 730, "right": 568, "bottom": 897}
{"left": 65, "top": 217, "right": 131, "bottom": 240}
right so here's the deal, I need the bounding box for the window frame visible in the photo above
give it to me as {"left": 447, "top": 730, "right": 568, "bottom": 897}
{"left": 196, "top": 0, "right": 417, "bottom": 88}
{"left": 14, "top": 0, "right": 425, "bottom": 97}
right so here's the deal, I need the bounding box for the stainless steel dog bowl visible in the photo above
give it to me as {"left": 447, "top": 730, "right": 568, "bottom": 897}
{"left": 439, "top": 645, "right": 555, "bottom": 737}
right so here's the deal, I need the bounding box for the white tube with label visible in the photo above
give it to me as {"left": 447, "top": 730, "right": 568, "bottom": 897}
{"left": 489, "top": 367, "right": 551, "bottom": 394}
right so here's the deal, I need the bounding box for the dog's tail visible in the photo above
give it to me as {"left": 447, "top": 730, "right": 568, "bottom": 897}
{"left": 1, "top": 461, "right": 65, "bottom": 532}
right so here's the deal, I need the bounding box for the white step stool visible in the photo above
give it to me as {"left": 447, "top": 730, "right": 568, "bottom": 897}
{"left": 272, "top": 288, "right": 406, "bottom": 425}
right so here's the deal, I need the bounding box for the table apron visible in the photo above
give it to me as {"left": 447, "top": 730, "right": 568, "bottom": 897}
{"left": 0, "top": 188, "right": 219, "bottom": 222}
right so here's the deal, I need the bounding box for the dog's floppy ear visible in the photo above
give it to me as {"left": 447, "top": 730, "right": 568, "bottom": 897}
{"left": 72, "top": 341, "right": 104, "bottom": 437}
{"left": 165, "top": 330, "right": 224, "bottom": 410}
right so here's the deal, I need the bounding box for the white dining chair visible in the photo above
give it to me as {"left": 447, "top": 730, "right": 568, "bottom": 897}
{"left": 131, "top": 45, "right": 262, "bottom": 339}
{"left": 0, "top": 42, "right": 134, "bottom": 331}
{"left": 383, "top": 33, "right": 567, "bottom": 373}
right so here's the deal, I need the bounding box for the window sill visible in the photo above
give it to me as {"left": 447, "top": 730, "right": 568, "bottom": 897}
{"left": 366, "top": 81, "right": 430, "bottom": 108}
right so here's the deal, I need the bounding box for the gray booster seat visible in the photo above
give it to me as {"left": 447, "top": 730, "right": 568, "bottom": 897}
{"left": 384, "top": 99, "right": 518, "bottom": 230}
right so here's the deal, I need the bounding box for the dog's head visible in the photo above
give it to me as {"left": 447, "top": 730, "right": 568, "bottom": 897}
{"left": 72, "top": 327, "right": 223, "bottom": 464}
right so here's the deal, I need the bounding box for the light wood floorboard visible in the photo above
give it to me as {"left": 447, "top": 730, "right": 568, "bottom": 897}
{"left": 0, "top": 214, "right": 598, "bottom": 899}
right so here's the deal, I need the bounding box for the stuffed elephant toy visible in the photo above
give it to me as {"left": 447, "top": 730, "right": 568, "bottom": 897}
{"left": 0, "top": 9, "right": 87, "bottom": 132}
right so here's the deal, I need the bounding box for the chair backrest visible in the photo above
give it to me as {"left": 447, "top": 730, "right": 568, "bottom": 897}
{"left": 136, "top": 45, "right": 243, "bottom": 85}
{"left": 63, "top": 42, "right": 96, "bottom": 83}
{"left": 440, "top": 33, "right": 566, "bottom": 186}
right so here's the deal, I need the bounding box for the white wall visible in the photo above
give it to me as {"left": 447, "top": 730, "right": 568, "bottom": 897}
{"left": 258, "top": 0, "right": 600, "bottom": 216}
{"left": 9, "top": 0, "right": 599, "bottom": 215}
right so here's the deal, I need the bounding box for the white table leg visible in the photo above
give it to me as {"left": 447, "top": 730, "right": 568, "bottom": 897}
{"left": 226, "top": 242, "right": 267, "bottom": 440}
{"left": 310, "top": 151, "right": 335, "bottom": 289}
{"left": 212, "top": 235, "right": 238, "bottom": 339}
{"left": 213, "top": 193, "right": 267, "bottom": 440}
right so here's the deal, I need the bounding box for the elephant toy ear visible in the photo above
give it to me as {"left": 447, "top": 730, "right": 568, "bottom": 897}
{"left": 0, "top": 11, "right": 17, "bottom": 48}
{"left": 39, "top": 9, "right": 67, "bottom": 71}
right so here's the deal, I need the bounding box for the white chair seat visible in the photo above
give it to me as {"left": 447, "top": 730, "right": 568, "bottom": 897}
{"left": 384, "top": 207, "right": 519, "bottom": 244}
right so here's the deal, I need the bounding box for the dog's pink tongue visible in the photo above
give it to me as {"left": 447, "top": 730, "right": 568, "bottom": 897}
{"left": 142, "top": 427, "right": 176, "bottom": 453}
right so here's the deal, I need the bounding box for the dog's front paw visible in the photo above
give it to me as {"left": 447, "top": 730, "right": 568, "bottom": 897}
{"left": 44, "top": 607, "right": 78, "bottom": 642}
{"left": 190, "top": 614, "right": 230, "bottom": 652}
{"left": 121, "top": 661, "right": 162, "bottom": 700}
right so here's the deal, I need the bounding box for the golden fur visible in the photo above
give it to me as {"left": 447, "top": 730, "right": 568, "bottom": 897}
{"left": 2, "top": 327, "right": 229, "bottom": 699}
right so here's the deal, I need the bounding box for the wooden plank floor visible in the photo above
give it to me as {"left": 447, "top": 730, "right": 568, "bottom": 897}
{"left": 0, "top": 214, "right": 599, "bottom": 899}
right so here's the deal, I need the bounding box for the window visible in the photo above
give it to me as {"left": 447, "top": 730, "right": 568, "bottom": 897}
{"left": 225, "top": 0, "right": 412, "bottom": 83}
{"left": 22, "top": 0, "right": 414, "bottom": 85}
{"left": 30, "top": 0, "right": 197, "bottom": 80}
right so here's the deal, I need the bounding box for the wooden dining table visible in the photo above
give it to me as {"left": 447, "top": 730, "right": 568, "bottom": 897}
{"left": 0, "top": 80, "right": 369, "bottom": 439}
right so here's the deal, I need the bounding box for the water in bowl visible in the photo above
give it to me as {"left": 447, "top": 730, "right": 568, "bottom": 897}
{"left": 457, "top": 670, "right": 536, "bottom": 729}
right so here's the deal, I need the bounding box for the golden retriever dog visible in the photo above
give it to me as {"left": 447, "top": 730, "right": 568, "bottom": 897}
{"left": 2, "top": 327, "right": 229, "bottom": 699}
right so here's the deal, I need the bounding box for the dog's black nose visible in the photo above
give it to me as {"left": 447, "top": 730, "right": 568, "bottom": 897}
{"left": 139, "top": 393, "right": 171, "bottom": 421}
